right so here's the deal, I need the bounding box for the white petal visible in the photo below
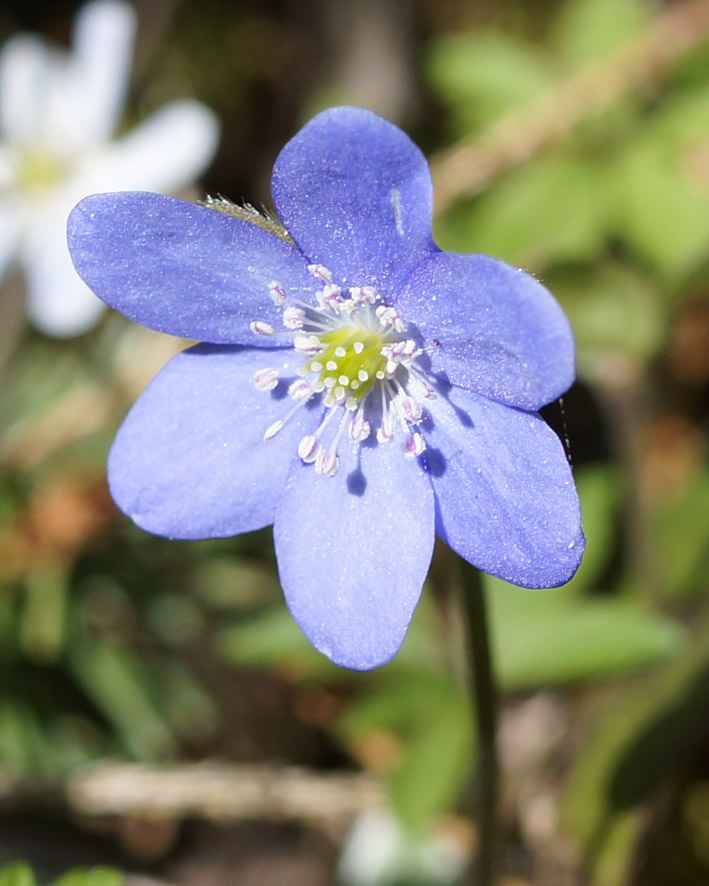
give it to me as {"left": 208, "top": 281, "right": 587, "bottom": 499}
{"left": 0, "top": 35, "right": 50, "bottom": 144}
{"left": 0, "top": 201, "right": 21, "bottom": 282}
{"left": 22, "top": 216, "right": 105, "bottom": 336}
{"left": 79, "top": 100, "right": 219, "bottom": 194}
{"left": 0, "top": 146, "right": 16, "bottom": 190}
{"left": 69, "top": 0, "right": 137, "bottom": 146}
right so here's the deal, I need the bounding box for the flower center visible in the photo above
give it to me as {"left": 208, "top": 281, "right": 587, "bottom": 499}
{"left": 250, "top": 263, "right": 434, "bottom": 476}
{"left": 303, "top": 325, "right": 387, "bottom": 405}
{"left": 14, "top": 147, "right": 67, "bottom": 192}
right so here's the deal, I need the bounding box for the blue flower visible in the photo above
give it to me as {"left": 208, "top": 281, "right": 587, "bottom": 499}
{"left": 67, "top": 106, "right": 584, "bottom": 671}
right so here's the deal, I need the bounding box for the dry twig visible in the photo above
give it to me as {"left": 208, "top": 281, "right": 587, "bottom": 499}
{"left": 64, "top": 761, "right": 385, "bottom": 826}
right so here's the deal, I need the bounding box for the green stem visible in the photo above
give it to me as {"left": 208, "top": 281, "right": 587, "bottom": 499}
{"left": 461, "top": 561, "right": 500, "bottom": 886}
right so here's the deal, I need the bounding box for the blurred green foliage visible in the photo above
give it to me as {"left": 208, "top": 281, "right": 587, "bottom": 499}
{"left": 1, "top": 0, "right": 709, "bottom": 882}
{"left": 0, "top": 864, "right": 121, "bottom": 886}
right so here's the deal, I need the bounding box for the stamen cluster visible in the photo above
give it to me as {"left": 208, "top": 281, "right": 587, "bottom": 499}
{"left": 250, "top": 264, "right": 435, "bottom": 476}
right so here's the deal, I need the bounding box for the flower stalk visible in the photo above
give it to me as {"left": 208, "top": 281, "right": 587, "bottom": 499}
{"left": 461, "top": 561, "right": 500, "bottom": 886}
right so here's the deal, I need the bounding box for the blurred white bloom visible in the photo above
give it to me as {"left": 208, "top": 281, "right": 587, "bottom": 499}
{"left": 0, "top": 0, "right": 219, "bottom": 336}
{"left": 338, "top": 809, "right": 469, "bottom": 886}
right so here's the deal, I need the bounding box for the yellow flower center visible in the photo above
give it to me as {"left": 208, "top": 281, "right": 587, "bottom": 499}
{"left": 15, "top": 149, "right": 66, "bottom": 192}
{"left": 305, "top": 325, "right": 388, "bottom": 405}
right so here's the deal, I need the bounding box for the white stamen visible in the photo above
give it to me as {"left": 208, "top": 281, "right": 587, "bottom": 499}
{"left": 288, "top": 379, "right": 314, "bottom": 404}
{"left": 326, "top": 360, "right": 338, "bottom": 371}
{"left": 349, "top": 409, "right": 370, "bottom": 442}
{"left": 350, "top": 286, "right": 378, "bottom": 305}
{"left": 334, "top": 346, "right": 347, "bottom": 358}
{"left": 338, "top": 299, "right": 358, "bottom": 316}
{"left": 252, "top": 368, "right": 279, "bottom": 391}
{"left": 317, "top": 284, "right": 344, "bottom": 311}
{"left": 409, "top": 375, "right": 437, "bottom": 400}
{"left": 403, "top": 431, "right": 426, "bottom": 458}
{"left": 268, "top": 282, "right": 287, "bottom": 305}
{"left": 264, "top": 420, "right": 284, "bottom": 441}
{"left": 338, "top": 375, "right": 350, "bottom": 386}
{"left": 394, "top": 393, "right": 422, "bottom": 423}
{"left": 377, "top": 411, "right": 394, "bottom": 443}
{"left": 308, "top": 263, "right": 333, "bottom": 282}
{"left": 297, "top": 435, "right": 319, "bottom": 462}
{"left": 294, "top": 334, "right": 320, "bottom": 354}
{"left": 358, "top": 369, "right": 369, "bottom": 382}
{"left": 250, "top": 320, "right": 274, "bottom": 336}
{"left": 283, "top": 306, "right": 306, "bottom": 328}
{"left": 353, "top": 341, "right": 364, "bottom": 354}
{"left": 315, "top": 448, "right": 339, "bottom": 476}
{"left": 375, "top": 305, "right": 405, "bottom": 332}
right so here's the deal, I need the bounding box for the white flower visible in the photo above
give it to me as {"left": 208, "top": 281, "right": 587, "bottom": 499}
{"left": 0, "top": 0, "right": 219, "bottom": 336}
{"left": 338, "top": 809, "right": 468, "bottom": 886}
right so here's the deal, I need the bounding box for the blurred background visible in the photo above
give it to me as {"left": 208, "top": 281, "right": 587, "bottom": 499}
{"left": 1, "top": 0, "right": 709, "bottom": 884}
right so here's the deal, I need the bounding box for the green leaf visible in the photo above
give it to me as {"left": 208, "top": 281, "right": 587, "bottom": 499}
{"left": 548, "top": 260, "right": 665, "bottom": 362}
{"left": 425, "top": 31, "right": 553, "bottom": 133}
{"left": 653, "top": 469, "right": 709, "bottom": 601}
{"left": 52, "top": 869, "right": 123, "bottom": 886}
{"left": 69, "top": 641, "right": 176, "bottom": 760}
{"left": 218, "top": 593, "right": 444, "bottom": 682}
{"left": 613, "top": 137, "right": 709, "bottom": 281}
{"left": 0, "top": 862, "right": 36, "bottom": 886}
{"left": 342, "top": 674, "right": 473, "bottom": 832}
{"left": 436, "top": 156, "right": 607, "bottom": 267}
{"left": 217, "top": 606, "right": 338, "bottom": 679}
{"left": 487, "top": 577, "right": 683, "bottom": 689}
{"left": 390, "top": 695, "right": 471, "bottom": 832}
{"left": 551, "top": 0, "right": 649, "bottom": 65}
{"left": 563, "top": 640, "right": 709, "bottom": 884}
{"left": 567, "top": 464, "right": 623, "bottom": 591}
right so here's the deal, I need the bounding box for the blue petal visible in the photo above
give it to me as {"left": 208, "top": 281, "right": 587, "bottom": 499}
{"left": 274, "top": 435, "right": 435, "bottom": 670}
{"left": 397, "top": 252, "right": 575, "bottom": 410}
{"left": 271, "top": 107, "right": 437, "bottom": 293}
{"left": 109, "top": 344, "right": 318, "bottom": 539}
{"left": 423, "top": 386, "right": 584, "bottom": 588}
{"left": 68, "top": 192, "right": 314, "bottom": 344}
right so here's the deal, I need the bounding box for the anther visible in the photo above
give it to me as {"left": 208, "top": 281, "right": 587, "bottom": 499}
{"left": 264, "top": 420, "right": 284, "bottom": 441}
{"left": 268, "top": 282, "right": 287, "bottom": 305}
{"left": 315, "top": 448, "right": 339, "bottom": 477}
{"left": 403, "top": 431, "right": 426, "bottom": 458}
{"left": 288, "top": 379, "right": 314, "bottom": 404}
{"left": 317, "top": 284, "right": 344, "bottom": 311}
{"left": 252, "top": 368, "right": 279, "bottom": 391}
{"left": 349, "top": 409, "right": 370, "bottom": 442}
{"left": 297, "top": 435, "right": 319, "bottom": 462}
{"left": 250, "top": 320, "right": 274, "bottom": 336}
{"left": 294, "top": 334, "right": 319, "bottom": 354}
{"left": 377, "top": 412, "right": 394, "bottom": 443}
{"left": 283, "top": 306, "right": 306, "bottom": 328}
{"left": 350, "top": 286, "right": 378, "bottom": 304}
{"left": 308, "top": 263, "right": 333, "bottom": 282}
